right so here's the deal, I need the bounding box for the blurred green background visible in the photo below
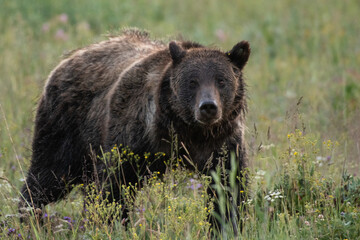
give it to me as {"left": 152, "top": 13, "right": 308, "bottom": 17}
{"left": 0, "top": 0, "right": 359, "bottom": 191}
{"left": 0, "top": 1, "right": 360, "bottom": 239}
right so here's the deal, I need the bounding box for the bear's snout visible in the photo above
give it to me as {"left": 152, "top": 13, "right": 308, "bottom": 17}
{"left": 199, "top": 100, "right": 218, "bottom": 120}
{"left": 196, "top": 94, "right": 222, "bottom": 125}
{"left": 194, "top": 84, "right": 223, "bottom": 125}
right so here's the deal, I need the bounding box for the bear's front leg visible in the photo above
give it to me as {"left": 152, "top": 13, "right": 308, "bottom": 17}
{"left": 208, "top": 141, "right": 247, "bottom": 236}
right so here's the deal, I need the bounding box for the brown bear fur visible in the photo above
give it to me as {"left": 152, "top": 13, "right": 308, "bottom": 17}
{"left": 20, "top": 29, "right": 250, "bottom": 220}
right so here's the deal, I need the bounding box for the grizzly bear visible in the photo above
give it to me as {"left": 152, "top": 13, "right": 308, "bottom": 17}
{"left": 20, "top": 29, "right": 250, "bottom": 223}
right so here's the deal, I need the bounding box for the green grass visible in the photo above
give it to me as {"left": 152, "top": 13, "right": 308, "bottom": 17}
{"left": 0, "top": 0, "right": 359, "bottom": 239}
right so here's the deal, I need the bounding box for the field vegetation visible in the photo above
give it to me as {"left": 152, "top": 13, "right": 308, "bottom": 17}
{"left": 0, "top": 0, "right": 359, "bottom": 239}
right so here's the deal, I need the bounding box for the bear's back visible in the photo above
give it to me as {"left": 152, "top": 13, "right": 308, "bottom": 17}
{"left": 34, "top": 30, "right": 166, "bottom": 157}
{"left": 44, "top": 29, "right": 165, "bottom": 99}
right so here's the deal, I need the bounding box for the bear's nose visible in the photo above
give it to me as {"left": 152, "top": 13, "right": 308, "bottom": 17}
{"left": 199, "top": 100, "right": 218, "bottom": 119}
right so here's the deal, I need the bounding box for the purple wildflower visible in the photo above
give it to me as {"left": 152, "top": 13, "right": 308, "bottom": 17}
{"left": 136, "top": 207, "right": 146, "bottom": 213}
{"left": 55, "top": 29, "right": 68, "bottom": 41}
{"left": 77, "top": 21, "right": 90, "bottom": 31}
{"left": 42, "top": 23, "right": 50, "bottom": 32}
{"left": 215, "top": 29, "right": 227, "bottom": 42}
{"left": 190, "top": 183, "right": 203, "bottom": 190}
{"left": 7, "top": 228, "right": 16, "bottom": 235}
{"left": 188, "top": 178, "right": 203, "bottom": 190}
{"left": 58, "top": 13, "right": 68, "bottom": 23}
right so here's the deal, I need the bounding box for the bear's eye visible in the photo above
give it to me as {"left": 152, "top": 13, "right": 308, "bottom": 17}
{"left": 189, "top": 79, "right": 198, "bottom": 88}
{"left": 218, "top": 79, "right": 226, "bottom": 88}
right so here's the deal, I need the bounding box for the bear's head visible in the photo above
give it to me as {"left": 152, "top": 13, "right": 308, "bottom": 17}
{"left": 168, "top": 41, "right": 250, "bottom": 127}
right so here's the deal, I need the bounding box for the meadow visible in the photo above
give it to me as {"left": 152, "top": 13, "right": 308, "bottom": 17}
{"left": 0, "top": 0, "right": 359, "bottom": 239}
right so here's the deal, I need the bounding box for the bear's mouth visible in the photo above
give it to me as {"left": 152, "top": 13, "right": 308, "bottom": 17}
{"left": 195, "top": 112, "right": 222, "bottom": 126}
{"left": 195, "top": 100, "right": 222, "bottom": 126}
{"left": 196, "top": 118, "right": 221, "bottom": 126}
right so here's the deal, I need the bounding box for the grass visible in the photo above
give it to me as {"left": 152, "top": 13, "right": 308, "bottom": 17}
{"left": 0, "top": 0, "right": 359, "bottom": 239}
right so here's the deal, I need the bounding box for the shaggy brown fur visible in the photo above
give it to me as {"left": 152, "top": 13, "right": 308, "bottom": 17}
{"left": 20, "top": 29, "right": 250, "bottom": 223}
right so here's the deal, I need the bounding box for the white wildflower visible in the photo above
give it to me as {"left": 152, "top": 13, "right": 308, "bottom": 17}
{"left": 256, "top": 170, "right": 266, "bottom": 176}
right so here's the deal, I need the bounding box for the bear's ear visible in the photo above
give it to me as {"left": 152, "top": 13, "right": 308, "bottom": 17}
{"left": 226, "top": 41, "right": 251, "bottom": 70}
{"left": 169, "top": 41, "right": 186, "bottom": 64}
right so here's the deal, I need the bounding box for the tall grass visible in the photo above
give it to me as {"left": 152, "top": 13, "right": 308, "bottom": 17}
{"left": 0, "top": 0, "right": 359, "bottom": 239}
